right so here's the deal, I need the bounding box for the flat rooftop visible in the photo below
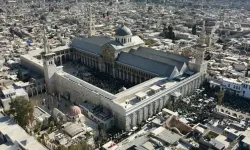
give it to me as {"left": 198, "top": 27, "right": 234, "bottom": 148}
{"left": 34, "top": 106, "right": 51, "bottom": 121}
{"left": 28, "top": 46, "right": 69, "bottom": 57}
{"left": 114, "top": 77, "right": 178, "bottom": 109}
{"left": 79, "top": 101, "right": 113, "bottom": 121}
{"left": 0, "top": 116, "right": 47, "bottom": 150}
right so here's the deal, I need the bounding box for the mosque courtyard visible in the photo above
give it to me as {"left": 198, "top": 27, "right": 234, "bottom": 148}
{"left": 62, "top": 62, "right": 136, "bottom": 94}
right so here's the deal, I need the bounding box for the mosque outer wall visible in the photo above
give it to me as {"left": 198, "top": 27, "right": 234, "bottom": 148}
{"left": 123, "top": 73, "right": 206, "bottom": 131}
{"left": 54, "top": 71, "right": 206, "bottom": 131}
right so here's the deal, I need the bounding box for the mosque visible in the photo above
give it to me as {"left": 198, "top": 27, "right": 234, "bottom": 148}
{"left": 20, "top": 11, "right": 208, "bottom": 131}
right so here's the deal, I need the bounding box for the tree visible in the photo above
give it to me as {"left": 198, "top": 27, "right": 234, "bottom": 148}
{"left": 9, "top": 96, "right": 34, "bottom": 128}
{"left": 214, "top": 85, "right": 221, "bottom": 93}
{"left": 57, "top": 145, "right": 67, "bottom": 150}
{"left": 66, "top": 140, "right": 93, "bottom": 150}
{"left": 34, "top": 121, "right": 43, "bottom": 133}
{"left": 218, "top": 90, "right": 224, "bottom": 105}
{"left": 192, "top": 24, "right": 197, "bottom": 35}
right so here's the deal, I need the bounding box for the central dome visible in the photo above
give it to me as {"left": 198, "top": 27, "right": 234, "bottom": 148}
{"left": 69, "top": 105, "right": 81, "bottom": 116}
{"left": 115, "top": 25, "right": 132, "bottom": 36}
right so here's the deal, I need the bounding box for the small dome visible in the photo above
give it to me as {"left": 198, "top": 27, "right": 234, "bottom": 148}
{"left": 115, "top": 25, "right": 132, "bottom": 36}
{"left": 69, "top": 105, "right": 81, "bottom": 116}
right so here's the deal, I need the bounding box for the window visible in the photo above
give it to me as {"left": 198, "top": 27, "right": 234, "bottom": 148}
{"left": 228, "top": 84, "right": 230, "bottom": 87}
{"left": 243, "top": 91, "right": 245, "bottom": 95}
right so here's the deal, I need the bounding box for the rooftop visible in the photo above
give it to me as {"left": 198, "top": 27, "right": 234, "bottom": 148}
{"left": 63, "top": 122, "right": 85, "bottom": 138}
{"left": 0, "top": 116, "right": 47, "bottom": 150}
{"left": 114, "top": 77, "right": 178, "bottom": 109}
{"left": 34, "top": 107, "right": 51, "bottom": 122}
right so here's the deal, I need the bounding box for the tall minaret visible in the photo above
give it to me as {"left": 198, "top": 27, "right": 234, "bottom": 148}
{"left": 195, "top": 20, "right": 206, "bottom": 65}
{"left": 88, "top": 6, "right": 95, "bottom": 37}
{"left": 194, "top": 20, "right": 207, "bottom": 73}
{"left": 198, "top": 20, "right": 206, "bottom": 46}
{"left": 43, "top": 28, "right": 49, "bottom": 54}
{"left": 43, "top": 28, "right": 57, "bottom": 95}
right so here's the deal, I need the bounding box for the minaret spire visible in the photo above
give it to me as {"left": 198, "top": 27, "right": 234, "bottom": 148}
{"left": 198, "top": 20, "right": 206, "bottom": 46}
{"left": 43, "top": 28, "right": 49, "bottom": 54}
{"left": 88, "top": 6, "right": 95, "bottom": 37}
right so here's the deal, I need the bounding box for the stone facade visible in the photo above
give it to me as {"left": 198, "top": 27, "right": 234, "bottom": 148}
{"left": 124, "top": 73, "right": 206, "bottom": 131}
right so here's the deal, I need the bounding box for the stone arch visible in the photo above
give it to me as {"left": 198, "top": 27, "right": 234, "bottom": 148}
{"left": 239, "top": 115, "right": 244, "bottom": 120}
{"left": 221, "top": 109, "right": 224, "bottom": 112}
{"left": 66, "top": 53, "right": 70, "bottom": 61}
{"left": 62, "top": 55, "right": 66, "bottom": 64}
{"left": 128, "top": 72, "right": 131, "bottom": 82}
{"left": 232, "top": 113, "right": 237, "bottom": 118}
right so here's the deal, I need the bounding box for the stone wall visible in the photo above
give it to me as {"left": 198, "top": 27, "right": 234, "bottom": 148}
{"left": 20, "top": 55, "right": 44, "bottom": 75}
{"left": 124, "top": 73, "right": 206, "bottom": 131}
{"left": 54, "top": 72, "right": 126, "bottom": 129}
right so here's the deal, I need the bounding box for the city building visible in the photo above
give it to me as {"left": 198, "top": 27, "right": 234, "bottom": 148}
{"left": 0, "top": 113, "right": 47, "bottom": 150}
{"left": 0, "top": 87, "right": 28, "bottom": 111}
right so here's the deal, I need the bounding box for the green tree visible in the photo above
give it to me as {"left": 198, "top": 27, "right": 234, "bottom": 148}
{"left": 218, "top": 90, "right": 224, "bottom": 105}
{"left": 214, "top": 85, "right": 221, "bottom": 92}
{"left": 34, "top": 121, "right": 43, "bottom": 133}
{"left": 9, "top": 96, "right": 34, "bottom": 128}
{"left": 57, "top": 145, "right": 67, "bottom": 150}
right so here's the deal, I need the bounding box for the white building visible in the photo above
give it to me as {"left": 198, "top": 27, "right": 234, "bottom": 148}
{"left": 209, "top": 76, "right": 250, "bottom": 99}
{"left": 0, "top": 87, "right": 29, "bottom": 111}
{"left": 0, "top": 114, "right": 47, "bottom": 150}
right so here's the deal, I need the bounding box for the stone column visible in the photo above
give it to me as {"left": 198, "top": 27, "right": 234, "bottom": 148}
{"left": 184, "top": 84, "right": 188, "bottom": 96}
{"left": 195, "top": 78, "right": 199, "bottom": 90}
{"left": 137, "top": 110, "right": 143, "bottom": 125}
{"left": 130, "top": 73, "right": 133, "bottom": 83}
{"left": 137, "top": 75, "right": 141, "bottom": 84}
{"left": 60, "top": 56, "right": 62, "bottom": 65}
{"left": 187, "top": 83, "right": 191, "bottom": 95}
{"left": 148, "top": 104, "right": 153, "bottom": 117}
{"left": 124, "top": 71, "right": 127, "bottom": 80}
{"left": 143, "top": 107, "right": 148, "bottom": 121}
{"left": 40, "top": 85, "right": 43, "bottom": 93}
{"left": 154, "top": 100, "right": 159, "bottom": 114}
{"left": 134, "top": 74, "right": 137, "bottom": 84}
{"left": 112, "top": 64, "right": 116, "bottom": 77}
{"left": 127, "top": 72, "right": 130, "bottom": 82}
{"left": 132, "top": 113, "right": 137, "bottom": 127}
{"left": 82, "top": 56, "right": 85, "bottom": 64}
{"left": 126, "top": 115, "right": 131, "bottom": 131}
{"left": 192, "top": 80, "right": 195, "bottom": 93}
{"left": 159, "top": 98, "right": 163, "bottom": 110}
{"left": 118, "top": 69, "right": 120, "bottom": 79}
